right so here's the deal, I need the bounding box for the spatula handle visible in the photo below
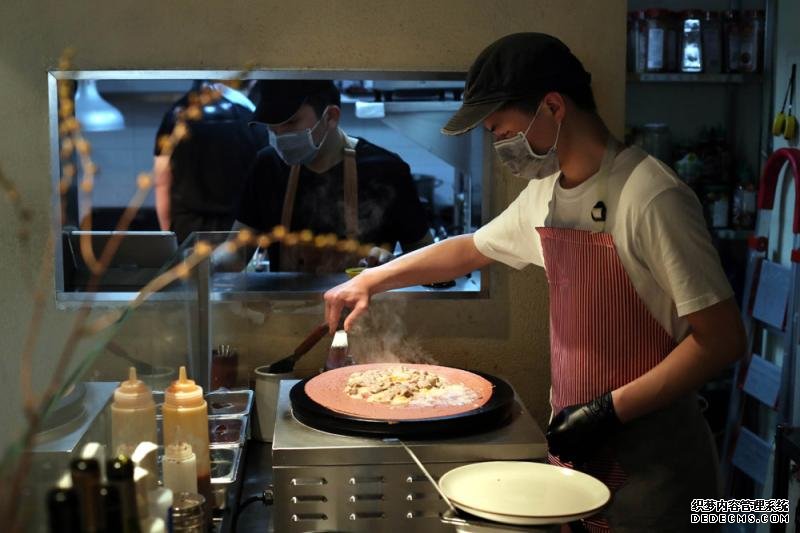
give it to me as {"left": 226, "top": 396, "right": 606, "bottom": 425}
{"left": 293, "top": 322, "right": 330, "bottom": 358}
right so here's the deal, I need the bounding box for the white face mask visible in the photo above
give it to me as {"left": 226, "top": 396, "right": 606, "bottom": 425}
{"left": 493, "top": 103, "right": 561, "bottom": 180}
{"left": 269, "top": 108, "right": 330, "bottom": 166}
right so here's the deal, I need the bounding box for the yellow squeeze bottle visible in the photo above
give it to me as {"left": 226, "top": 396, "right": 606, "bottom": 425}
{"left": 161, "top": 366, "right": 212, "bottom": 508}
{"left": 111, "top": 367, "right": 157, "bottom": 457}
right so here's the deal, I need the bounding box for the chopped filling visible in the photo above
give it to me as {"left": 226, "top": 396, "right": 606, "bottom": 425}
{"left": 344, "top": 366, "right": 478, "bottom": 407}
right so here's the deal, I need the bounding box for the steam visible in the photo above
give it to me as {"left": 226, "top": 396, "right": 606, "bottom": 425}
{"left": 347, "top": 300, "right": 437, "bottom": 365}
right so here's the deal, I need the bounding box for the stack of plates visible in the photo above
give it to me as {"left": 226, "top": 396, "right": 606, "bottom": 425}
{"left": 438, "top": 461, "right": 611, "bottom": 526}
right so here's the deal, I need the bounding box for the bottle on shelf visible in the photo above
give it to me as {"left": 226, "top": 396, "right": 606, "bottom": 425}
{"left": 679, "top": 10, "right": 703, "bottom": 73}
{"left": 723, "top": 10, "right": 742, "bottom": 73}
{"left": 162, "top": 366, "right": 212, "bottom": 522}
{"left": 99, "top": 484, "right": 124, "bottom": 532}
{"left": 702, "top": 11, "right": 723, "bottom": 74}
{"left": 111, "top": 367, "right": 157, "bottom": 458}
{"left": 47, "top": 487, "right": 82, "bottom": 533}
{"left": 739, "top": 10, "right": 764, "bottom": 73}
{"left": 162, "top": 440, "right": 199, "bottom": 496}
{"left": 107, "top": 455, "right": 142, "bottom": 533}
{"left": 70, "top": 458, "right": 103, "bottom": 533}
{"left": 732, "top": 166, "right": 757, "bottom": 230}
{"left": 169, "top": 492, "right": 207, "bottom": 533}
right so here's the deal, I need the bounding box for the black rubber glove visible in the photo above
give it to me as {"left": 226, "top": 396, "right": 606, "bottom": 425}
{"left": 546, "top": 392, "right": 621, "bottom": 465}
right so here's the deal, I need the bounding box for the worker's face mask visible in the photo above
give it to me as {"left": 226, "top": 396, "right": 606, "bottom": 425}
{"left": 493, "top": 103, "right": 561, "bottom": 180}
{"left": 269, "top": 108, "right": 331, "bottom": 166}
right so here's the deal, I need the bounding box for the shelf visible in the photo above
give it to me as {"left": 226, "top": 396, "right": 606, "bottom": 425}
{"left": 627, "top": 73, "right": 763, "bottom": 84}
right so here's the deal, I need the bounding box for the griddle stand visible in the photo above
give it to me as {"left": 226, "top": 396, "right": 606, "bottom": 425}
{"left": 271, "top": 379, "right": 548, "bottom": 533}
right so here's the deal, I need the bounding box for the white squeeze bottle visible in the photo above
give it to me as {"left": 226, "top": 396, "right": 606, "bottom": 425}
{"left": 162, "top": 366, "right": 212, "bottom": 510}
{"left": 111, "top": 367, "right": 157, "bottom": 457}
{"left": 162, "top": 440, "right": 198, "bottom": 495}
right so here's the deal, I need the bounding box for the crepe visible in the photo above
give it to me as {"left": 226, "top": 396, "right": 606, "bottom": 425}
{"left": 304, "top": 363, "right": 493, "bottom": 421}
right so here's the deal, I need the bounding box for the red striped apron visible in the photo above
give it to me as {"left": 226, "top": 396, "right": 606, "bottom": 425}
{"left": 537, "top": 225, "right": 721, "bottom": 532}
{"left": 538, "top": 227, "right": 674, "bottom": 532}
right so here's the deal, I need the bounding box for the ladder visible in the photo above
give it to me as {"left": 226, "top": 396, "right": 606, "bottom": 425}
{"left": 720, "top": 148, "right": 800, "bottom": 504}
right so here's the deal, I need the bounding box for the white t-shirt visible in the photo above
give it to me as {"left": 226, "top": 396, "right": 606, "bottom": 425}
{"left": 474, "top": 144, "right": 734, "bottom": 341}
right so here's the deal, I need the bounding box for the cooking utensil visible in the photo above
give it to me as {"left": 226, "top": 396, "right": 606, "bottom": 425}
{"left": 385, "top": 437, "right": 457, "bottom": 513}
{"left": 211, "top": 344, "right": 239, "bottom": 390}
{"left": 324, "top": 329, "right": 352, "bottom": 370}
{"left": 267, "top": 322, "right": 329, "bottom": 374}
{"left": 438, "top": 461, "right": 611, "bottom": 526}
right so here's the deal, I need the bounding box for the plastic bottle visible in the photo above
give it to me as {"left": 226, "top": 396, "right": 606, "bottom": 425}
{"left": 163, "top": 441, "right": 199, "bottom": 495}
{"left": 131, "top": 441, "right": 173, "bottom": 525}
{"left": 107, "top": 455, "right": 142, "bottom": 533}
{"left": 70, "top": 458, "right": 102, "bottom": 533}
{"left": 162, "top": 366, "right": 212, "bottom": 518}
{"left": 111, "top": 367, "right": 157, "bottom": 457}
{"left": 47, "top": 487, "right": 82, "bottom": 533}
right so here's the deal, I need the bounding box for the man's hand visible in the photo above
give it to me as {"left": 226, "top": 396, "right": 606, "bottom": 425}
{"left": 546, "top": 392, "right": 621, "bottom": 464}
{"left": 324, "top": 274, "right": 373, "bottom": 333}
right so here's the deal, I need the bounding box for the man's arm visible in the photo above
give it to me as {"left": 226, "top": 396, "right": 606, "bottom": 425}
{"left": 611, "top": 297, "right": 746, "bottom": 422}
{"left": 153, "top": 155, "right": 172, "bottom": 231}
{"left": 324, "top": 234, "right": 493, "bottom": 332}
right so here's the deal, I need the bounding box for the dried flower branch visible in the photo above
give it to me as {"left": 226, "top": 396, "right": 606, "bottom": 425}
{"left": 1, "top": 55, "right": 385, "bottom": 533}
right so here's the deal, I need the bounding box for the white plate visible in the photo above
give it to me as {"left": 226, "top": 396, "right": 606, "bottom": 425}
{"left": 439, "top": 461, "right": 610, "bottom": 525}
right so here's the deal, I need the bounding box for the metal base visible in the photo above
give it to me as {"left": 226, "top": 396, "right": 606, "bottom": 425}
{"left": 271, "top": 379, "right": 547, "bottom": 533}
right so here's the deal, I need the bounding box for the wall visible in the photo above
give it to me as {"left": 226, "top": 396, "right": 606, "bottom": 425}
{"left": 0, "top": 0, "right": 626, "bottom": 454}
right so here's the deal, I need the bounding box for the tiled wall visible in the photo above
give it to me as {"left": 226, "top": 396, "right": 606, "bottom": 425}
{"left": 82, "top": 90, "right": 186, "bottom": 209}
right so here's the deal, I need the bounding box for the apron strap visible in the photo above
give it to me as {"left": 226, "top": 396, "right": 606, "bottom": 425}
{"left": 280, "top": 164, "right": 302, "bottom": 231}
{"left": 343, "top": 136, "right": 359, "bottom": 239}
{"left": 591, "top": 137, "right": 621, "bottom": 233}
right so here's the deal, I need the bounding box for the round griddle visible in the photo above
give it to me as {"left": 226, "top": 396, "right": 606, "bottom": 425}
{"left": 290, "top": 367, "right": 514, "bottom": 439}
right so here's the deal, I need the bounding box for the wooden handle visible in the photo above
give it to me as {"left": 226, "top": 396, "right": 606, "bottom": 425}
{"left": 293, "top": 322, "right": 331, "bottom": 358}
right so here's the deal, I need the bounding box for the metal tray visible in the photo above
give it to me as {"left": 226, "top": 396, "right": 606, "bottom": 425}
{"left": 156, "top": 415, "right": 247, "bottom": 448}
{"left": 153, "top": 389, "right": 253, "bottom": 419}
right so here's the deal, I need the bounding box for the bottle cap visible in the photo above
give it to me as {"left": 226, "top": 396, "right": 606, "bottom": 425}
{"left": 165, "top": 441, "right": 195, "bottom": 462}
{"left": 164, "top": 366, "right": 204, "bottom": 407}
{"left": 106, "top": 455, "right": 134, "bottom": 481}
{"left": 113, "top": 367, "right": 156, "bottom": 410}
{"left": 70, "top": 458, "right": 100, "bottom": 477}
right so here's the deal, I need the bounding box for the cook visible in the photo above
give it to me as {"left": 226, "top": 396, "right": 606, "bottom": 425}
{"left": 324, "top": 33, "right": 745, "bottom": 532}
{"left": 233, "top": 79, "right": 432, "bottom": 273}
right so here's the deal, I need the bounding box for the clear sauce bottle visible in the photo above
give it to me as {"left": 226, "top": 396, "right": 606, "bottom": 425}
{"left": 111, "top": 367, "right": 157, "bottom": 457}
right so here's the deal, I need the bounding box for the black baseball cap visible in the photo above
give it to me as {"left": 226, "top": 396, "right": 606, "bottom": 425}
{"left": 442, "top": 33, "right": 591, "bottom": 136}
{"left": 251, "top": 80, "right": 338, "bottom": 125}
